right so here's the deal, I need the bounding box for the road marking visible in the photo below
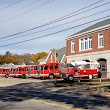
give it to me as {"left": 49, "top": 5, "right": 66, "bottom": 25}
{"left": 31, "top": 99, "right": 84, "bottom": 110}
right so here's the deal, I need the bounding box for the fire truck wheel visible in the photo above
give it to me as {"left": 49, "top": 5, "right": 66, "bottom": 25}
{"left": 48, "top": 74, "right": 54, "bottom": 79}
{"left": 89, "top": 74, "right": 93, "bottom": 79}
{"left": 5, "top": 74, "right": 9, "bottom": 78}
{"left": 22, "top": 74, "right": 26, "bottom": 79}
{"left": 68, "top": 75, "right": 74, "bottom": 81}
{"left": 63, "top": 78, "right": 68, "bottom": 81}
{"left": 14, "top": 75, "right": 16, "bottom": 78}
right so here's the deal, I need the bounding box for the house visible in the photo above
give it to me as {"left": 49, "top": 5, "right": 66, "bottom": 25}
{"left": 38, "top": 47, "right": 66, "bottom": 64}
{"left": 66, "top": 18, "right": 110, "bottom": 78}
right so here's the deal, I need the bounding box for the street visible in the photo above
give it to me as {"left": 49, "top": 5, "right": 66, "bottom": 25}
{"left": 0, "top": 78, "right": 110, "bottom": 110}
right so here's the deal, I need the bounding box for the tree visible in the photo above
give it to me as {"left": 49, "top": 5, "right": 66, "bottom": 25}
{"left": 0, "top": 51, "right": 48, "bottom": 65}
{"left": 5, "top": 51, "right": 12, "bottom": 56}
{"left": 32, "top": 52, "right": 48, "bottom": 64}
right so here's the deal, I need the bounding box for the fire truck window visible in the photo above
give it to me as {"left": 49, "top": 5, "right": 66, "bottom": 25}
{"left": 3, "top": 69, "right": 5, "bottom": 72}
{"left": 50, "top": 66, "right": 53, "bottom": 70}
{"left": 38, "top": 66, "right": 43, "bottom": 70}
{"left": 55, "top": 65, "right": 58, "bottom": 69}
{"left": 84, "top": 64, "right": 90, "bottom": 69}
{"left": 67, "top": 63, "right": 74, "bottom": 67}
{"left": 34, "top": 67, "right": 37, "bottom": 70}
{"left": 29, "top": 67, "right": 32, "bottom": 70}
{"left": 61, "top": 64, "right": 67, "bottom": 68}
{"left": 44, "top": 66, "right": 48, "bottom": 70}
{"left": 19, "top": 69, "right": 22, "bottom": 71}
{"left": 0, "top": 69, "right": 2, "bottom": 72}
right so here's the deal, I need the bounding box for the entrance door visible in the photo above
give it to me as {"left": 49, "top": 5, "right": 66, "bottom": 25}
{"left": 98, "top": 58, "right": 107, "bottom": 78}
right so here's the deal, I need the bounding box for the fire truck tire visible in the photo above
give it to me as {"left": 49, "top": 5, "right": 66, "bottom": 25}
{"left": 22, "top": 74, "right": 26, "bottom": 79}
{"left": 89, "top": 74, "right": 93, "bottom": 79}
{"left": 5, "top": 74, "right": 9, "bottom": 78}
{"left": 63, "top": 78, "right": 68, "bottom": 81}
{"left": 68, "top": 75, "right": 74, "bottom": 81}
{"left": 48, "top": 74, "right": 55, "bottom": 79}
{"left": 40, "top": 77, "right": 44, "bottom": 80}
{"left": 14, "top": 75, "right": 16, "bottom": 78}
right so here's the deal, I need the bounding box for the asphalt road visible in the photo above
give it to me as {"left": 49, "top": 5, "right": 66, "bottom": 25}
{"left": 0, "top": 78, "right": 110, "bottom": 110}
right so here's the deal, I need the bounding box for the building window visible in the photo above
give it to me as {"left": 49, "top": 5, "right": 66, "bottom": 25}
{"left": 80, "top": 37, "right": 92, "bottom": 51}
{"left": 98, "top": 33, "right": 104, "bottom": 48}
{"left": 71, "top": 41, "right": 75, "bottom": 52}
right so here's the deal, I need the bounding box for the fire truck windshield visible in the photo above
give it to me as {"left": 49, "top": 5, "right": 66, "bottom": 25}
{"left": 38, "top": 66, "right": 43, "bottom": 71}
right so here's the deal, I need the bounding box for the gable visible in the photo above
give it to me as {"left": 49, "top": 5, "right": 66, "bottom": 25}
{"left": 67, "top": 18, "right": 110, "bottom": 39}
{"left": 45, "top": 52, "right": 58, "bottom": 63}
{"left": 51, "top": 47, "right": 66, "bottom": 62}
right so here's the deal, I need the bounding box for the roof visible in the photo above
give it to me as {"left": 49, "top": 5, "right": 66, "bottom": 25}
{"left": 38, "top": 56, "right": 47, "bottom": 62}
{"left": 69, "top": 18, "right": 110, "bottom": 38}
{"left": 38, "top": 47, "right": 66, "bottom": 63}
{"left": 52, "top": 47, "right": 66, "bottom": 62}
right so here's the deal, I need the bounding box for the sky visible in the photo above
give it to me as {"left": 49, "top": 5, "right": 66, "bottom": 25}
{"left": 0, "top": 0, "right": 110, "bottom": 55}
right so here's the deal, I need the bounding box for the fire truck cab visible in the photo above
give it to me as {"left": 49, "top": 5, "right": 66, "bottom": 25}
{"left": 0, "top": 67, "right": 10, "bottom": 78}
{"left": 37, "top": 63, "right": 61, "bottom": 79}
{"left": 61, "top": 61, "right": 101, "bottom": 81}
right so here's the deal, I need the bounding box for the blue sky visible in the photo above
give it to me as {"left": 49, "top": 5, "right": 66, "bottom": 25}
{"left": 0, "top": 0, "right": 110, "bottom": 54}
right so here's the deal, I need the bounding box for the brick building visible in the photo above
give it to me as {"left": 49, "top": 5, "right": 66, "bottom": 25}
{"left": 66, "top": 19, "right": 110, "bottom": 78}
{"left": 38, "top": 47, "right": 66, "bottom": 64}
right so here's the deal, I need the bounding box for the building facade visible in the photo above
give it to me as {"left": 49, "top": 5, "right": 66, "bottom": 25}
{"left": 66, "top": 19, "right": 110, "bottom": 78}
{"left": 38, "top": 47, "right": 66, "bottom": 64}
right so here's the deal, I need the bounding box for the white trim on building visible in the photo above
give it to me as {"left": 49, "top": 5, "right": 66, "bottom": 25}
{"left": 71, "top": 41, "right": 75, "bottom": 53}
{"left": 66, "top": 24, "right": 110, "bottom": 40}
{"left": 98, "top": 33, "right": 104, "bottom": 48}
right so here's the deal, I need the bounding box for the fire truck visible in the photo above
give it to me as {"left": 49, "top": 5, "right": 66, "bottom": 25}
{"left": 13, "top": 66, "right": 29, "bottom": 78}
{"left": 0, "top": 67, "right": 10, "bottom": 78}
{"left": 9, "top": 68, "right": 16, "bottom": 77}
{"left": 61, "top": 61, "right": 102, "bottom": 81}
{"left": 37, "top": 63, "right": 61, "bottom": 79}
{"left": 28, "top": 65, "right": 38, "bottom": 78}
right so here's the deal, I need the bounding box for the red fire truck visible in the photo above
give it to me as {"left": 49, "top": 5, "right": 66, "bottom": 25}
{"left": 37, "top": 63, "right": 61, "bottom": 79}
{"left": 13, "top": 66, "right": 29, "bottom": 78}
{"left": 0, "top": 67, "right": 10, "bottom": 78}
{"left": 28, "top": 65, "right": 38, "bottom": 78}
{"left": 61, "top": 61, "right": 102, "bottom": 81}
{"left": 8, "top": 65, "right": 36, "bottom": 78}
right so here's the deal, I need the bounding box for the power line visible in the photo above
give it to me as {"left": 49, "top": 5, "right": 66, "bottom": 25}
{"left": 0, "top": 15, "right": 110, "bottom": 47}
{"left": 27, "top": 1, "right": 110, "bottom": 30}
{"left": 49, "top": 0, "right": 105, "bottom": 22}
{"left": 1, "top": 8, "right": 110, "bottom": 42}
{"left": 0, "top": 0, "right": 53, "bottom": 23}
{"left": 0, "top": 0, "right": 105, "bottom": 39}
{"left": 0, "top": 0, "right": 23, "bottom": 11}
